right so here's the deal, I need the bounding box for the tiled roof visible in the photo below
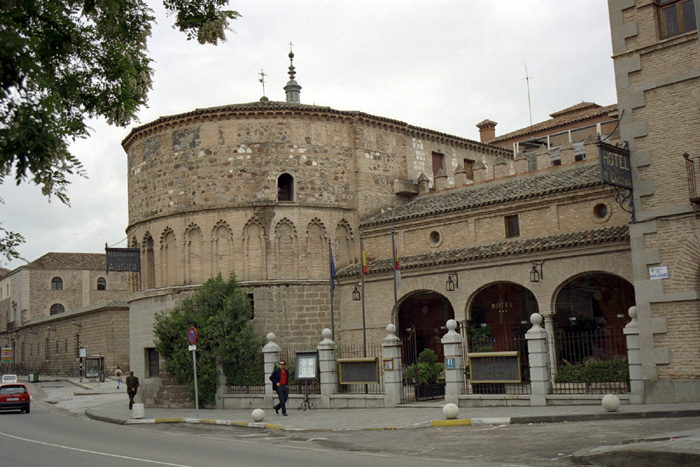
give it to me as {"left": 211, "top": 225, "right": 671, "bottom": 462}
{"left": 337, "top": 225, "right": 629, "bottom": 277}
{"left": 0, "top": 268, "right": 10, "bottom": 279}
{"left": 490, "top": 103, "right": 617, "bottom": 143}
{"left": 361, "top": 163, "right": 603, "bottom": 227}
{"left": 27, "top": 253, "right": 106, "bottom": 270}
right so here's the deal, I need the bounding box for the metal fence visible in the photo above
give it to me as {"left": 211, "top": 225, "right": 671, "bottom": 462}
{"left": 552, "top": 329, "right": 630, "bottom": 394}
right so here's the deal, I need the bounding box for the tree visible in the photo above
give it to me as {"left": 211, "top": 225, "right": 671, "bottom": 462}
{"left": 0, "top": 0, "right": 239, "bottom": 258}
{"left": 153, "top": 273, "right": 265, "bottom": 406}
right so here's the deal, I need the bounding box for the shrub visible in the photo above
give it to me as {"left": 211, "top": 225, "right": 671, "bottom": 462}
{"left": 555, "top": 360, "right": 629, "bottom": 383}
{"left": 407, "top": 348, "right": 443, "bottom": 385}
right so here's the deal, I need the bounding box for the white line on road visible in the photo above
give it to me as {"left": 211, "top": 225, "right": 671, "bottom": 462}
{"left": 0, "top": 430, "right": 193, "bottom": 466}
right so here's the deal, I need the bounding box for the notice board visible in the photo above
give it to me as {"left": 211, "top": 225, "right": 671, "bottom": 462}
{"left": 468, "top": 351, "right": 521, "bottom": 383}
{"left": 338, "top": 358, "right": 379, "bottom": 384}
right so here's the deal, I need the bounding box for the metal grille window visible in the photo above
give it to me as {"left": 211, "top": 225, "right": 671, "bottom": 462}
{"left": 97, "top": 277, "right": 106, "bottom": 290}
{"left": 50, "top": 304, "right": 64, "bottom": 315}
{"left": 51, "top": 277, "right": 63, "bottom": 290}
{"left": 147, "top": 348, "right": 160, "bottom": 377}
{"left": 658, "top": 0, "right": 697, "bottom": 38}
{"left": 505, "top": 214, "right": 520, "bottom": 238}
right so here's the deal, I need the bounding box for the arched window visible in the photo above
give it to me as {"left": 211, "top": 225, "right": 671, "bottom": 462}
{"left": 278, "top": 173, "right": 294, "bottom": 201}
{"left": 97, "top": 277, "right": 106, "bottom": 290}
{"left": 50, "top": 304, "right": 65, "bottom": 315}
{"left": 51, "top": 277, "right": 63, "bottom": 290}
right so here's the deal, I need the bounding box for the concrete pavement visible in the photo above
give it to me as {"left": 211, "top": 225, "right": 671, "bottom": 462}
{"left": 33, "top": 377, "right": 700, "bottom": 465}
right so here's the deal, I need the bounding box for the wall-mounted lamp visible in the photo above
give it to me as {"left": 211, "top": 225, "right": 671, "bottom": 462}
{"left": 352, "top": 284, "right": 361, "bottom": 301}
{"left": 530, "top": 261, "right": 544, "bottom": 283}
{"left": 446, "top": 273, "right": 459, "bottom": 291}
{"left": 46, "top": 324, "right": 51, "bottom": 330}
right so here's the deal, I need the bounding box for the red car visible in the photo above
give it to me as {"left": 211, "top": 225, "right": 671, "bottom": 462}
{"left": 0, "top": 383, "right": 31, "bottom": 413}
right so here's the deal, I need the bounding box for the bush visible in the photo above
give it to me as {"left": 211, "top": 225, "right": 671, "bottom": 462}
{"left": 407, "top": 348, "right": 443, "bottom": 385}
{"left": 555, "top": 360, "right": 629, "bottom": 383}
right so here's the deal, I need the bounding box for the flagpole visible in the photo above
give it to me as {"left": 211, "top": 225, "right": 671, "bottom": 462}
{"left": 360, "top": 233, "right": 367, "bottom": 358}
{"left": 328, "top": 238, "right": 336, "bottom": 341}
{"left": 391, "top": 228, "right": 399, "bottom": 321}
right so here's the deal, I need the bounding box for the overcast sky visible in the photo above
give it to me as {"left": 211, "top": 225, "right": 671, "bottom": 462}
{"left": 0, "top": 0, "right": 617, "bottom": 270}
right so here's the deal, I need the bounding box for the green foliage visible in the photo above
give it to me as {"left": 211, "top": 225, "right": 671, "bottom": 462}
{"left": 467, "top": 324, "right": 494, "bottom": 352}
{"left": 407, "top": 348, "right": 443, "bottom": 385}
{"left": 0, "top": 1, "right": 238, "bottom": 260}
{"left": 555, "top": 360, "right": 630, "bottom": 384}
{"left": 153, "top": 273, "right": 265, "bottom": 406}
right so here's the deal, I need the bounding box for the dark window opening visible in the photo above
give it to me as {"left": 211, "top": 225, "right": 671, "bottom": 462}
{"left": 505, "top": 214, "right": 520, "bottom": 238}
{"left": 658, "top": 0, "right": 697, "bottom": 38}
{"left": 463, "top": 159, "right": 474, "bottom": 179}
{"left": 51, "top": 277, "right": 63, "bottom": 290}
{"left": 432, "top": 152, "right": 444, "bottom": 178}
{"left": 247, "top": 293, "right": 255, "bottom": 320}
{"left": 278, "top": 173, "right": 294, "bottom": 201}
{"left": 97, "top": 277, "right": 106, "bottom": 290}
{"left": 50, "top": 304, "right": 65, "bottom": 315}
{"left": 147, "top": 348, "right": 160, "bottom": 377}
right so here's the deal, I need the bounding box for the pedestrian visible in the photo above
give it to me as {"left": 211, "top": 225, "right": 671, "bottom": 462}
{"left": 126, "top": 371, "right": 139, "bottom": 410}
{"left": 115, "top": 367, "right": 122, "bottom": 389}
{"left": 269, "top": 360, "right": 289, "bottom": 416}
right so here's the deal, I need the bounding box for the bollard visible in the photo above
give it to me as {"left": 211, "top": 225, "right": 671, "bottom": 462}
{"left": 131, "top": 403, "right": 145, "bottom": 419}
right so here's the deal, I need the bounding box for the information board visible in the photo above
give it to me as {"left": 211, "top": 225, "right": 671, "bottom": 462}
{"left": 295, "top": 350, "right": 318, "bottom": 380}
{"left": 338, "top": 358, "right": 379, "bottom": 384}
{"left": 468, "top": 351, "right": 521, "bottom": 383}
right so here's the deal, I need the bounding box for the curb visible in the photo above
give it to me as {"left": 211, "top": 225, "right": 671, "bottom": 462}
{"left": 510, "top": 409, "right": 700, "bottom": 425}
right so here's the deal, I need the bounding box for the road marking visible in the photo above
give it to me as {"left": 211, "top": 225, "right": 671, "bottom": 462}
{"left": 0, "top": 431, "right": 193, "bottom": 466}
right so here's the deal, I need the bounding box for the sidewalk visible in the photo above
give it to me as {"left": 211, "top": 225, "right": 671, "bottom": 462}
{"left": 42, "top": 378, "right": 700, "bottom": 465}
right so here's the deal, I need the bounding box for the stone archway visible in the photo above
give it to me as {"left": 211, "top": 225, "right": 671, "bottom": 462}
{"left": 552, "top": 272, "right": 634, "bottom": 365}
{"left": 397, "top": 291, "right": 454, "bottom": 363}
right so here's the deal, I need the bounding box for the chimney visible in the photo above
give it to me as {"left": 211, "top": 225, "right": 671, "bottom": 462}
{"left": 476, "top": 119, "right": 498, "bottom": 143}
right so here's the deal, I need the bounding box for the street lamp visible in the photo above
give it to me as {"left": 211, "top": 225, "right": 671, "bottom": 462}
{"left": 352, "top": 284, "right": 361, "bottom": 301}
{"left": 530, "top": 261, "right": 544, "bottom": 283}
{"left": 446, "top": 273, "right": 459, "bottom": 291}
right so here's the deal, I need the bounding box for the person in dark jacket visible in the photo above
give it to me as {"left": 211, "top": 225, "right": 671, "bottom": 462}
{"left": 269, "top": 361, "right": 290, "bottom": 416}
{"left": 126, "top": 371, "right": 139, "bottom": 410}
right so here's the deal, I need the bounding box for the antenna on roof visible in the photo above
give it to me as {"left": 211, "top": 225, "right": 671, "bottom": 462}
{"left": 259, "top": 69, "right": 267, "bottom": 97}
{"left": 523, "top": 60, "right": 533, "bottom": 127}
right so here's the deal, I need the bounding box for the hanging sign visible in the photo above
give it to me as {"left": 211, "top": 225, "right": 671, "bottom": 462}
{"left": 598, "top": 141, "right": 632, "bottom": 190}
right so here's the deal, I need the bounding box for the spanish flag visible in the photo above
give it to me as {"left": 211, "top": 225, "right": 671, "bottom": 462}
{"left": 362, "top": 242, "right": 368, "bottom": 274}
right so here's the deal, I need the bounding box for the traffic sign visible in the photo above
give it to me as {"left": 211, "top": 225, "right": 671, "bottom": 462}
{"left": 187, "top": 327, "right": 198, "bottom": 345}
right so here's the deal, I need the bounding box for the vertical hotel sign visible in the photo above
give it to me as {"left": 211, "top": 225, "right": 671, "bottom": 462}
{"left": 598, "top": 140, "right": 632, "bottom": 189}
{"left": 105, "top": 245, "right": 141, "bottom": 272}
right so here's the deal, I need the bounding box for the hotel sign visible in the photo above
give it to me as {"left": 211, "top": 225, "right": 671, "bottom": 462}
{"left": 105, "top": 246, "right": 141, "bottom": 272}
{"left": 598, "top": 141, "right": 632, "bottom": 190}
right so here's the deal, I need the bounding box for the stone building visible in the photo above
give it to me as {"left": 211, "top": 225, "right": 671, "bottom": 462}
{"left": 0, "top": 253, "right": 130, "bottom": 376}
{"left": 608, "top": 0, "right": 700, "bottom": 402}
{"left": 120, "top": 50, "right": 645, "bottom": 406}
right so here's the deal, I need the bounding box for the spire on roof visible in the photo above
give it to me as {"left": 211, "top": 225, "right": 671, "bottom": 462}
{"left": 284, "top": 42, "right": 301, "bottom": 103}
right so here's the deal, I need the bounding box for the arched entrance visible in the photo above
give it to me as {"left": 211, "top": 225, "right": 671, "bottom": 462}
{"left": 553, "top": 272, "right": 634, "bottom": 364}
{"left": 467, "top": 282, "right": 538, "bottom": 353}
{"left": 397, "top": 291, "right": 454, "bottom": 363}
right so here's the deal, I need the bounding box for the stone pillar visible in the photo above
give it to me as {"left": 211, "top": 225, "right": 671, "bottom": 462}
{"left": 317, "top": 328, "right": 337, "bottom": 409}
{"left": 441, "top": 319, "right": 466, "bottom": 405}
{"left": 454, "top": 164, "right": 468, "bottom": 186}
{"left": 493, "top": 156, "right": 509, "bottom": 179}
{"left": 526, "top": 313, "right": 551, "bottom": 406}
{"left": 473, "top": 160, "right": 488, "bottom": 183}
{"left": 434, "top": 168, "right": 448, "bottom": 191}
{"left": 417, "top": 173, "right": 430, "bottom": 193}
{"left": 536, "top": 144, "right": 551, "bottom": 171}
{"left": 514, "top": 151, "right": 529, "bottom": 174}
{"left": 624, "top": 306, "right": 644, "bottom": 404}
{"left": 262, "top": 332, "right": 281, "bottom": 409}
{"left": 215, "top": 356, "right": 227, "bottom": 409}
{"left": 382, "top": 324, "right": 403, "bottom": 407}
{"left": 559, "top": 139, "right": 575, "bottom": 165}
{"left": 583, "top": 134, "right": 598, "bottom": 161}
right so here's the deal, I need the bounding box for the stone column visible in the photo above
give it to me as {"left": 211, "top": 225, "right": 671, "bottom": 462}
{"left": 262, "top": 332, "right": 281, "bottom": 409}
{"left": 382, "top": 324, "right": 403, "bottom": 407}
{"left": 624, "top": 306, "right": 644, "bottom": 404}
{"left": 526, "top": 313, "right": 551, "bottom": 406}
{"left": 441, "top": 319, "right": 466, "bottom": 405}
{"left": 317, "top": 328, "right": 337, "bottom": 409}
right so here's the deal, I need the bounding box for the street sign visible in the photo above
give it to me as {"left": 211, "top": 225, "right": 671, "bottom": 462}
{"left": 187, "top": 327, "right": 198, "bottom": 345}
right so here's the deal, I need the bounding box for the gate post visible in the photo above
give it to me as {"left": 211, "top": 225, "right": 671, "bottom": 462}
{"left": 382, "top": 324, "right": 403, "bottom": 407}
{"left": 262, "top": 332, "right": 281, "bottom": 409}
{"left": 317, "top": 328, "right": 337, "bottom": 409}
{"left": 526, "top": 313, "right": 551, "bottom": 406}
{"left": 624, "top": 306, "right": 644, "bottom": 404}
{"left": 441, "top": 319, "right": 466, "bottom": 405}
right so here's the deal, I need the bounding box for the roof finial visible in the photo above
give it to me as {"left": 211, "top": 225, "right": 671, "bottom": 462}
{"left": 284, "top": 41, "right": 301, "bottom": 103}
{"left": 259, "top": 69, "right": 267, "bottom": 97}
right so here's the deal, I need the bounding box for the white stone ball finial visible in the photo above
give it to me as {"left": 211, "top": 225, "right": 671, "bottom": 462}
{"left": 386, "top": 323, "right": 396, "bottom": 336}
{"left": 530, "top": 313, "right": 543, "bottom": 327}
{"left": 266, "top": 332, "right": 276, "bottom": 343}
{"left": 322, "top": 328, "right": 332, "bottom": 339}
{"left": 446, "top": 319, "right": 457, "bottom": 332}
